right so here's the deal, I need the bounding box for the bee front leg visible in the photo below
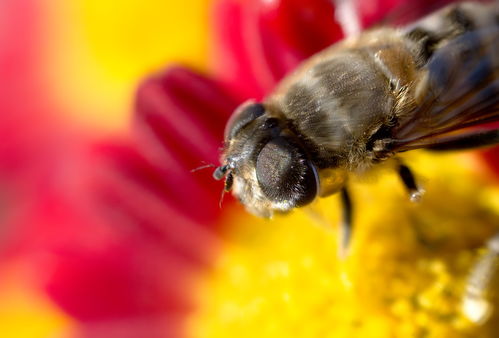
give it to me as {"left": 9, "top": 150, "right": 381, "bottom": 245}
{"left": 397, "top": 163, "right": 424, "bottom": 202}
{"left": 339, "top": 187, "right": 353, "bottom": 257}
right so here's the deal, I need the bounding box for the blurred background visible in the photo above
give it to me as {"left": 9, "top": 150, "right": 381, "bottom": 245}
{"left": 1, "top": 1, "right": 499, "bottom": 338}
{"left": 6, "top": 0, "right": 212, "bottom": 132}
{"left": 0, "top": 1, "right": 213, "bottom": 337}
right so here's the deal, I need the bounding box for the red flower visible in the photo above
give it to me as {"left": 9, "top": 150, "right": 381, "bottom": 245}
{"left": 14, "top": 0, "right": 349, "bottom": 334}
{"left": 2, "top": 0, "right": 497, "bottom": 337}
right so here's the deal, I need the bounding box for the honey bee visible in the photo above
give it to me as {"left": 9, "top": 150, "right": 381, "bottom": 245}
{"left": 213, "top": 1, "right": 499, "bottom": 248}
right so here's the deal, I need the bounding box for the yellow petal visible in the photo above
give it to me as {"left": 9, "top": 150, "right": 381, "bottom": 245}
{"left": 0, "top": 262, "right": 73, "bottom": 338}
{"left": 39, "top": 0, "right": 212, "bottom": 130}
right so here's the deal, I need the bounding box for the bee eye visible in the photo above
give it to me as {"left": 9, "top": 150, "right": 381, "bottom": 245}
{"left": 255, "top": 137, "right": 318, "bottom": 208}
{"left": 224, "top": 100, "right": 265, "bottom": 141}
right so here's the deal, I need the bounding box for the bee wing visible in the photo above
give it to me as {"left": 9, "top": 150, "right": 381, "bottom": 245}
{"left": 385, "top": 26, "right": 499, "bottom": 153}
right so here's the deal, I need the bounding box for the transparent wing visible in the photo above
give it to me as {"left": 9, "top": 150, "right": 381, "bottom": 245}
{"left": 385, "top": 26, "right": 499, "bottom": 153}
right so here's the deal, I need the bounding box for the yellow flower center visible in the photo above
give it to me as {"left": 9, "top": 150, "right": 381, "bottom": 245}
{"left": 189, "top": 151, "right": 499, "bottom": 338}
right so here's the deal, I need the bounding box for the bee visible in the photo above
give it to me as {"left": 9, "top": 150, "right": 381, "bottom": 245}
{"left": 213, "top": 1, "right": 499, "bottom": 249}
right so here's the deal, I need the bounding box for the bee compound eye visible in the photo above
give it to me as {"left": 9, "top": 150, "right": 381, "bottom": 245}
{"left": 224, "top": 101, "right": 265, "bottom": 141}
{"left": 255, "top": 137, "right": 318, "bottom": 208}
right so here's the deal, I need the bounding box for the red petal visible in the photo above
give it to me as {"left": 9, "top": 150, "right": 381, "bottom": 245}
{"left": 482, "top": 148, "right": 499, "bottom": 176}
{"left": 89, "top": 141, "right": 220, "bottom": 262}
{"left": 259, "top": 0, "right": 343, "bottom": 56}
{"left": 14, "top": 139, "right": 220, "bottom": 328}
{"left": 43, "top": 235, "right": 198, "bottom": 320}
{"left": 359, "top": 0, "right": 459, "bottom": 28}
{"left": 134, "top": 67, "right": 236, "bottom": 163}
{"left": 134, "top": 67, "right": 240, "bottom": 221}
{"left": 214, "top": 0, "right": 330, "bottom": 99}
{"left": 212, "top": 0, "right": 275, "bottom": 97}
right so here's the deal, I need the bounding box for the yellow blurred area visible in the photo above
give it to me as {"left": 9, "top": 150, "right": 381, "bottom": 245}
{"left": 189, "top": 151, "right": 499, "bottom": 338}
{"left": 0, "top": 263, "right": 73, "bottom": 338}
{"left": 40, "top": 0, "right": 212, "bottom": 131}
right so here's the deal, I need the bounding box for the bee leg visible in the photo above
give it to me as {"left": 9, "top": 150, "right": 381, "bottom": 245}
{"left": 462, "top": 232, "right": 499, "bottom": 324}
{"left": 338, "top": 187, "right": 353, "bottom": 257}
{"left": 397, "top": 163, "right": 424, "bottom": 202}
{"left": 426, "top": 130, "right": 499, "bottom": 151}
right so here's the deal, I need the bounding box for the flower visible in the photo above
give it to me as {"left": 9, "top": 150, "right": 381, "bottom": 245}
{"left": 0, "top": 0, "right": 220, "bottom": 337}
{"left": 129, "top": 0, "right": 499, "bottom": 337}
{"left": 1, "top": 0, "right": 498, "bottom": 338}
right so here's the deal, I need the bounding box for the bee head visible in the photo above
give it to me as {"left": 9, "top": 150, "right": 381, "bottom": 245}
{"left": 214, "top": 100, "right": 319, "bottom": 217}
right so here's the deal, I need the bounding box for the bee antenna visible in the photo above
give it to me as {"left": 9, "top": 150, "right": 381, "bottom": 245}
{"left": 218, "top": 188, "right": 226, "bottom": 209}
{"left": 190, "top": 163, "right": 216, "bottom": 173}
